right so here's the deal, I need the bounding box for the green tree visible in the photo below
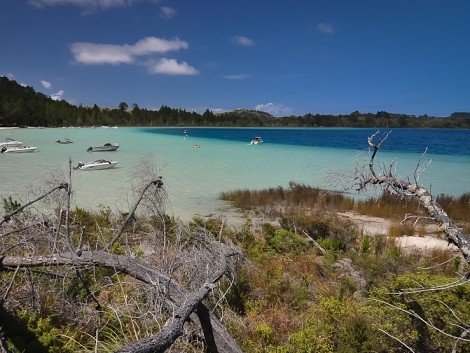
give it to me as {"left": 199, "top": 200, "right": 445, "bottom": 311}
{"left": 118, "top": 101, "right": 128, "bottom": 111}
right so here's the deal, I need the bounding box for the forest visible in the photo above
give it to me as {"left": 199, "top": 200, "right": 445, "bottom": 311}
{"left": 1, "top": 76, "right": 470, "bottom": 352}
{"left": 1, "top": 76, "right": 470, "bottom": 129}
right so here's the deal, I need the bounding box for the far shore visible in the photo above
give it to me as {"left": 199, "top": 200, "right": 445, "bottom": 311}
{"left": 0, "top": 127, "right": 19, "bottom": 130}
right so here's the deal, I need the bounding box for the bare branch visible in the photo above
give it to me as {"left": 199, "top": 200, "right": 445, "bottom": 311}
{"left": 301, "top": 229, "right": 327, "bottom": 254}
{"left": 453, "top": 327, "right": 470, "bottom": 353}
{"left": 0, "top": 183, "right": 68, "bottom": 226}
{"left": 103, "top": 178, "right": 163, "bottom": 252}
{"left": 356, "top": 131, "right": 470, "bottom": 263}
{"left": 413, "top": 147, "right": 431, "bottom": 185}
{"left": 371, "top": 298, "right": 470, "bottom": 342}
{"left": 377, "top": 328, "right": 415, "bottom": 353}
{"left": 367, "top": 130, "right": 391, "bottom": 179}
{"left": 116, "top": 253, "right": 230, "bottom": 353}
{"left": 387, "top": 277, "right": 470, "bottom": 296}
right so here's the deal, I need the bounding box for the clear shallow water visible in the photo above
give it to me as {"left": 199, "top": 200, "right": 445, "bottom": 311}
{"left": 1, "top": 127, "right": 469, "bottom": 222}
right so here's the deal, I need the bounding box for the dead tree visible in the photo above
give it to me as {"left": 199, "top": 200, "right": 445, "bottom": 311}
{"left": 0, "top": 162, "right": 243, "bottom": 352}
{"left": 355, "top": 130, "right": 470, "bottom": 264}
{"left": 354, "top": 131, "right": 470, "bottom": 352}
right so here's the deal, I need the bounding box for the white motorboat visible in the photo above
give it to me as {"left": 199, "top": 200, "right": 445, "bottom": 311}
{"left": 87, "top": 143, "right": 119, "bottom": 152}
{"left": 0, "top": 138, "right": 23, "bottom": 148}
{"left": 1, "top": 145, "right": 38, "bottom": 153}
{"left": 73, "top": 159, "right": 119, "bottom": 171}
{"left": 250, "top": 137, "right": 264, "bottom": 145}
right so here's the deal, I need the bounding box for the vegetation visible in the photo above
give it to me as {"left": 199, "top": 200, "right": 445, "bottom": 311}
{"left": 1, "top": 79, "right": 470, "bottom": 352}
{"left": 1, "top": 171, "right": 469, "bottom": 351}
{"left": 2, "top": 76, "right": 470, "bottom": 128}
{"left": 220, "top": 183, "right": 469, "bottom": 230}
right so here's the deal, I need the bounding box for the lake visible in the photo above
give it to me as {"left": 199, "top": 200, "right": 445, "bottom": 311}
{"left": 1, "top": 127, "right": 469, "bottom": 222}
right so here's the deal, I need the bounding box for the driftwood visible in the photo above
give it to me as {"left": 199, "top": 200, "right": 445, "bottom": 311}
{"left": 356, "top": 130, "right": 470, "bottom": 263}
{"left": 0, "top": 250, "right": 242, "bottom": 353}
{"left": 0, "top": 174, "right": 243, "bottom": 352}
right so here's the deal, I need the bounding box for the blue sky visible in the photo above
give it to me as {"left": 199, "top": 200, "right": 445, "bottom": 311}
{"left": 1, "top": 0, "right": 469, "bottom": 117}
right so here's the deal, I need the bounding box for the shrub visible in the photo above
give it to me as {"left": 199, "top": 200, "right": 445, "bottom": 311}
{"left": 262, "top": 223, "right": 309, "bottom": 254}
{"left": 2, "top": 195, "right": 21, "bottom": 213}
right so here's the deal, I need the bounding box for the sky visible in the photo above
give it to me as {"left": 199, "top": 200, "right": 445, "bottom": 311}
{"left": 1, "top": 0, "right": 469, "bottom": 117}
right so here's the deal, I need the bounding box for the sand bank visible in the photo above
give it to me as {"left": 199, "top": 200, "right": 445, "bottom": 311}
{"left": 338, "top": 211, "right": 458, "bottom": 254}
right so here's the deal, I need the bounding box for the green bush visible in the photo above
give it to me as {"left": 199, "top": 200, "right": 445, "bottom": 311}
{"left": 2, "top": 196, "right": 21, "bottom": 213}
{"left": 262, "top": 223, "right": 308, "bottom": 254}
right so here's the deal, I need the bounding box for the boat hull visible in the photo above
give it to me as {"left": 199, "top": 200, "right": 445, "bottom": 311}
{"left": 87, "top": 143, "right": 119, "bottom": 152}
{"left": 75, "top": 160, "right": 119, "bottom": 171}
{"left": 1, "top": 146, "right": 38, "bottom": 153}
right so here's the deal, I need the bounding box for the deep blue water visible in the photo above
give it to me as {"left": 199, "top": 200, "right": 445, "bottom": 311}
{"left": 141, "top": 127, "right": 470, "bottom": 156}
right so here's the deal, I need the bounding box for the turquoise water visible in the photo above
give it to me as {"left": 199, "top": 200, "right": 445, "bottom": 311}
{"left": 1, "top": 127, "right": 469, "bottom": 221}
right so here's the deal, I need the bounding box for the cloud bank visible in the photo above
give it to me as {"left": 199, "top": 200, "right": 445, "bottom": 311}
{"left": 28, "top": 0, "right": 146, "bottom": 10}
{"left": 71, "top": 36, "right": 198, "bottom": 75}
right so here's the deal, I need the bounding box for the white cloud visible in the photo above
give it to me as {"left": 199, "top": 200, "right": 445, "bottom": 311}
{"left": 317, "top": 22, "right": 334, "bottom": 34}
{"left": 28, "top": 0, "right": 143, "bottom": 10}
{"left": 146, "top": 58, "right": 199, "bottom": 75}
{"left": 41, "top": 80, "right": 52, "bottom": 88}
{"left": 131, "top": 37, "right": 188, "bottom": 55}
{"left": 161, "top": 6, "right": 177, "bottom": 18}
{"left": 50, "top": 89, "right": 64, "bottom": 100}
{"left": 71, "top": 37, "right": 189, "bottom": 65}
{"left": 231, "top": 36, "right": 255, "bottom": 47}
{"left": 71, "top": 43, "right": 134, "bottom": 65}
{"left": 222, "top": 74, "right": 250, "bottom": 80}
{"left": 255, "top": 102, "right": 294, "bottom": 117}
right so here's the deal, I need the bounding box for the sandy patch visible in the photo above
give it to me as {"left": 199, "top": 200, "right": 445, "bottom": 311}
{"left": 394, "top": 235, "right": 453, "bottom": 253}
{"left": 338, "top": 212, "right": 392, "bottom": 235}
{"left": 338, "top": 212, "right": 459, "bottom": 254}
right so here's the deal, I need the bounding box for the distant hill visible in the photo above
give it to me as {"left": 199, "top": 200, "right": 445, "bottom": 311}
{"left": 1, "top": 76, "right": 469, "bottom": 129}
{"left": 216, "top": 109, "right": 274, "bottom": 119}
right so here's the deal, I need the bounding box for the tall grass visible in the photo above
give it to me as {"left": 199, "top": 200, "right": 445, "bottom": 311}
{"left": 219, "top": 183, "right": 470, "bottom": 224}
{"left": 219, "top": 182, "right": 354, "bottom": 215}
{"left": 436, "top": 193, "right": 470, "bottom": 231}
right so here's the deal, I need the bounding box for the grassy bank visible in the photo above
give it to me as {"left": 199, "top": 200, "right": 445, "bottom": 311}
{"left": 219, "top": 182, "right": 470, "bottom": 232}
{"left": 2, "top": 182, "right": 469, "bottom": 352}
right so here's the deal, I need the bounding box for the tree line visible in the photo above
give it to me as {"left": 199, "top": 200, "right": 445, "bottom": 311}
{"left": 1, "top": 76, "right": 470, "bottom": 128}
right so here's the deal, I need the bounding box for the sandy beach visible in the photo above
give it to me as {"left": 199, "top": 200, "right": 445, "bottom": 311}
{"left": 339, "top": 211, "right": 459, "bottom": 255}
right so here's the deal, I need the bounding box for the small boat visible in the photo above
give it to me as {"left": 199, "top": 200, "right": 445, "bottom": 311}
{"left": 87, "top": 143, "right": 119, "bottom": 152}
{"left": 1, "top": 145, "right": 38, "bottom": 153}
{"left": 0, "top": 138, "right": 23, "bottom": 148}
{"left": 250, "top": 137, "right": 264, "bottom": 145}
{"left": 56, "top": 138, "right": 73, "bottom": 144}
{"left": 73, "top": 159, "right": 119, "bottom": 171}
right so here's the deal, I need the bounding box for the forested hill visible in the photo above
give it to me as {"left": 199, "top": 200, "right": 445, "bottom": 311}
{"left": 1, "top": 76, "right": 469, "bottom": 128}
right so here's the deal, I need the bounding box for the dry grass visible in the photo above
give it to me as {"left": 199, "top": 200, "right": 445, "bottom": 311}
{"left": 220, "top": 184, "right": 469, "bottom": 227}
{"left": 388, "top": 221, "right": 417, "bottom": 237}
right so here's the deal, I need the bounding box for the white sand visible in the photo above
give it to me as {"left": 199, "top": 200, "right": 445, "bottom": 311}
{"left": 338, "top": 212, "right": 458, "bottom": 254}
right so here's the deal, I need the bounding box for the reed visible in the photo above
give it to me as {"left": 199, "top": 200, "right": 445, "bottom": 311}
{"left": 388, "top": 221, "right": 416, "bottom": 237}
{"left": 220, "top": 184, "right": 470, "bottom": 224}
{"left": 436, "top": 193, "right": 470, "bottom": 232}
